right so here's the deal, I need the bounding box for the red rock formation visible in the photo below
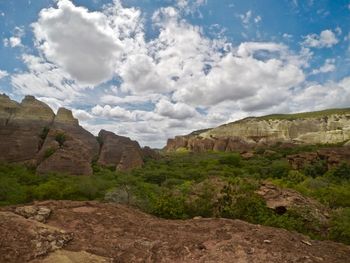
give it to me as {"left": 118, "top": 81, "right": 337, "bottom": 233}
{"left": 0, "top": 94, "right": 151, "bottom": 175}
{"left": 97, "top": 130, "right": 144, "bottom": 171}
{"left": 36, "top": 108, "right": 99, "bottom": 175}
{"left": 0, "top": 95, "right": 54, "bottom": 163}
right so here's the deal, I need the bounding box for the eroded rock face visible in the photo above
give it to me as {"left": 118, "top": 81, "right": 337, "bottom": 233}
{"left": 166, "top": 111, "right": 350, "bottom": 152}
{"left": 36, "top": 108, "right": 99, "bottom": 175}
{"left": 97, "top": 130, "right": 144, "bottom": 171}
{"left": 0, "top": 95, "right": 55, "bottom": 163}
{"left": 287, "top": 146, "right": 350, "bottom": 170}
{"left": 0, "top": 94, "right": 150, "bottom": 175}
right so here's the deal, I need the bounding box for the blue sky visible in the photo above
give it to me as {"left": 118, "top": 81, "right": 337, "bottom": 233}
{"left": 0, "top": 0, "right": 350, "bottom": 147}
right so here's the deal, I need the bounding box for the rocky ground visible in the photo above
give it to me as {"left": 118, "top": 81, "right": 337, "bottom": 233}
{"left": 1, "top": 201, "right": 350, "bottom": 263}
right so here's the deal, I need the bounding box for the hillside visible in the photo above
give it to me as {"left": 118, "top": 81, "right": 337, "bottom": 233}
{"left": 166, "top": 108, "right": 350, "bottom": 152}
{"left": 1, "top": 200, "right": 350, "bottom": 263}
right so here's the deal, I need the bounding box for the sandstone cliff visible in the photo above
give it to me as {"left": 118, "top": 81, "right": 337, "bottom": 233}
{"left": 166, "top": 108, "right": 350, "bottom": 152}
{"left": 0, "top": 94, "right": 153, "bottom": 175}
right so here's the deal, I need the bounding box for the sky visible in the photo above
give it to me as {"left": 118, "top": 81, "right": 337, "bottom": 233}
{"left": 0, "top": 0, "right": 350, "bottom": 148}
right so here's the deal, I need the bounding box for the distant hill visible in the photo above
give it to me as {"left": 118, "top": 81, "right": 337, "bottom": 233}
{"left": 166, "top": 107, "right": 350, "bottom": 152}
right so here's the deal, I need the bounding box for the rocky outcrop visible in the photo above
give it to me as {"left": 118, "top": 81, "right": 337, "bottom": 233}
{"left": 0, "top": 210, "right": 73, "bottom": 263}
{"left": 166, "top": 135, "right": 252, "bottom": 153}
{"left": 0, "top": 95, "right": 55, "bottom": 163}
{"left": 36, "top": 108, "right": 99, "bottom": 175}
{"left": 97, "top": 130, "right": 144, "bottom": 171}
{"left": 166, "top": 109, "right": 350, "bottom": 152}
{"left": 287, "top": 146, "right": 350, "bottom": 170}
{"left": 256, "top": 183, "right": 330, "bottom": 225}
{"left": 0, "top": 94, "right": 152, "bottom": 175}
{"left": 1, "top": 200, "right": 349, "bottom": 263}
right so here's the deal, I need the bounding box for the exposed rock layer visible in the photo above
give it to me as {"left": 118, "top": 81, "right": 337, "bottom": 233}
{"left": 166, "top": 109, "right": 350, "bottom": 152}
{"left": 0, "top": 94, "right": 154, "bottom": 175}
{"left": 1, "top": 201, "right": 349, "bottom": 263}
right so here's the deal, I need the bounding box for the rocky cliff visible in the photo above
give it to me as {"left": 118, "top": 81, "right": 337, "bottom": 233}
{"left": 166, "top": 109, "right": 350, "bottom": 152}
{"left": 0, "top": 94, "right": 154, "bottom": 175}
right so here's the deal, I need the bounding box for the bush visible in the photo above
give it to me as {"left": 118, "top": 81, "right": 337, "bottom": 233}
{"left": 39, "top": 127, "right": 50, "bottom": 140}
{"left": 286, "top": 170, "right": 306, "bottom": 184}
{"left": 44, "top": 147, "right": 56, "bottom": 159}
{"left": 219, "top": 153, "right": 241, "bottom": 167}
{"left": 329, "top": 208, "right": 350, "bottom": 244}
{"left": 303, "top": 160, "right": 327, "bottom": 177}
{"left": 331, "top": 163, "right": 350, "bottom": 180}
{"left": 269, "top": 160, "right": 290, "bottom": 178}
{"left": 153, "top": 193, "right": 187, "bottom": 219}
{"left": 55, "top": 133, "right": 66, "bottom": 147}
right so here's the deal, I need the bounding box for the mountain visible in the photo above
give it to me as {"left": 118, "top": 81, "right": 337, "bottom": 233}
{"left": 166, "top": 108, "right": 350, "bottom": 152}
{"left": 0, "top": 94, "right": 156, "bottom": 175}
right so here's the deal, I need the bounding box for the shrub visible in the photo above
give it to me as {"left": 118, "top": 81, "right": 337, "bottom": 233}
{"left": 269, "top": 160, "right": 290, "bottom": 178}
{"left": 39, "top": 127, "right": 50, "bottom": 140}
{"left": 329, "top": 208, "right": 350, "bottom": 244}
{"left": 219, "top": 153, "right": 241, "bottom": 167}
{"left": 55, "top": 133, "right": 66, "bottom": 147}
{"left": 153, "top": 193, "right": 187, "bottom": 219}
{"left": 44, "top": 147, "right": 56, "bottom": 159}
{"left": 286, "top": 170, "right": 306, "bottom": 184}
{"left": 331, "top": 162, "right": 350, "bottom": 180}
{"left": 303, "top": 160, "right": 327, "bottom": 177}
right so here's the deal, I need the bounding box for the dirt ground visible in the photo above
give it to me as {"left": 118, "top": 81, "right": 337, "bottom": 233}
{"left": 1, "top": 200, "right": 350, "bottom": 263}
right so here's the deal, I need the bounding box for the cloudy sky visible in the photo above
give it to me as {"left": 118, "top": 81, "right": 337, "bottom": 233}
{"left": 0, "top": 0, "right": 350, "bottom": 147}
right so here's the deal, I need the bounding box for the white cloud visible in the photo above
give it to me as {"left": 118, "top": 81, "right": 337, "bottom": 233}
{"left": 240, "top": 10, "right": 252, "bottom": 25}
{"left": 155, "top": 99, "right": 199, "bottom": 119}
{"left": 73, "top": 109, "right": 94, "bottom": 121}
{"left": 91, "top": 104, "right": 134, "bottom": 120}
{"left": 11, "top": 54, "right": 81, "bottom": 102}
{"left": 311, "top": 58, "right": 336, "bottom": 75}
{"left": 303, "top": 29, "right": 339, "bottom": 48}
{"left": 3, "top": 26, "right": 24, "bottom": 48}
{"left": 173, "top": 42, "right": 305, "bottom": 107}
{"left": 238, "top": 10, "right": 261, "bottom": 27}
{"left": 32, "top": 0, "right": 125, "bottom": 86}
{"left": 0, "top": 70, "right": 8, "bottom": 79}
{"left": 291, "top": 77, "right": 350, "bottom": 111}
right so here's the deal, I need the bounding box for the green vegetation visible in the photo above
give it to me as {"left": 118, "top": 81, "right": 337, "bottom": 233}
{"left": 55, "top": 132, "right": 66, "bottom": 147}
{"left": 39, "top": 127, "right": 50, "bottom": 140}
{"left": 0, "top": 143, "right": 350, "bottom": 245}
{"left": 256, "top": 108, "right": 350, "bottom": 121}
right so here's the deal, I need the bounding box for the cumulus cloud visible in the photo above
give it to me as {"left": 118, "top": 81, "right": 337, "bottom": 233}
{"left": 311, "top": 58, "right": 336, "bottom": 75}
{"left": 291, "top": 77, "right": 350, "bottom": 111}
{"left": 155, "top": 99, "right": 199, "bottom": 119}
{"left": 32, "top": 0, "right": 123, "bottom": 86}
{"left": 303, "top": 29, "right": 339, "bottom": 48}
